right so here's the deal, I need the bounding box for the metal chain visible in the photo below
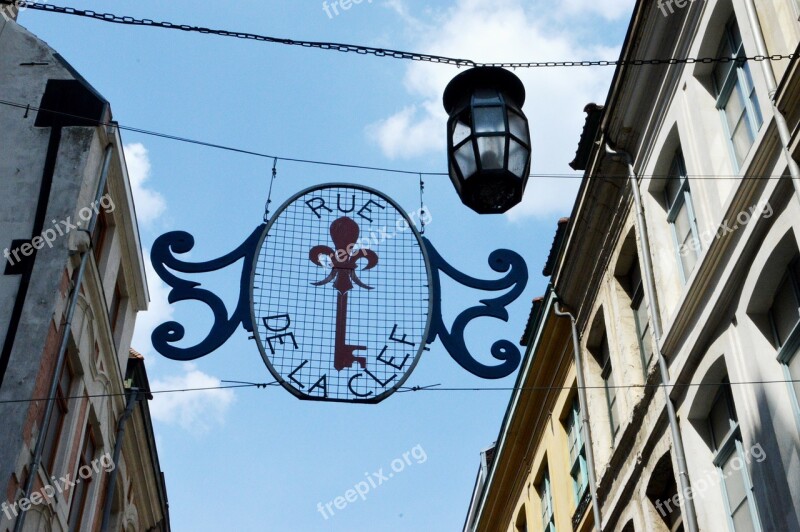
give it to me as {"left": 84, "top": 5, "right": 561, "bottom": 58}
{"left": 7, "top": 1, "right": 797, "bottom": 68}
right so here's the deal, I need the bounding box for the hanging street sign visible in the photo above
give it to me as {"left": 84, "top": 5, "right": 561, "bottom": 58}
{"left": 252, "top": 185, "right": 431, "bottom": 403}
{"left": 150, "top": 183, "right": 529, "bottom": 404}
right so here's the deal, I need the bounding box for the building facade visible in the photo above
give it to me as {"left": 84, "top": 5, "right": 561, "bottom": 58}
{"left": 467, "top": 0, "right": 800, "bottom": 530}
{"left": 0, "top": 15, "right": 169, "bottom": 531}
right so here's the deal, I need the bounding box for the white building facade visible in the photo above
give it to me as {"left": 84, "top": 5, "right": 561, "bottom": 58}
{"left": 549, "top": 0, "right": 800, "bottom": 531}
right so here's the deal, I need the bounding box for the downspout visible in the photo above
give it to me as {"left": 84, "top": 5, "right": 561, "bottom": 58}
{"left": 553, "top": 300, "right": 602, "bottom": 532}
{"left": 604, "top": 145, "right": 699, "bottom": 532}
{"left": 742, "top": 0, "right": 800, "bottom": 200}
{"left": 14, "top": 143, "right": 114, "bottom": 532}
{"left": 100, "top": 386, "right": 141, "bottom": 532}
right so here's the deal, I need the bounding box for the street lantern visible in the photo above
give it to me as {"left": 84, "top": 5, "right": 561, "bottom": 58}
{"left": 443, "top": 67, "right": 531, "bottom": 214}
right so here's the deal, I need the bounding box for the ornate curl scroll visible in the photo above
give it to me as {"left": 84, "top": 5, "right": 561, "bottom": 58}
{"left": 150, "top": 224, "right": 266, "bottom": 361}
{"left": 423, "top": 238, "right": 528, "bottom": 379}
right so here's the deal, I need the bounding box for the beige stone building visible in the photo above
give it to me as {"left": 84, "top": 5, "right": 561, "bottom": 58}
{"left": 466, "top": 0, "right": 800, "bottom": 530}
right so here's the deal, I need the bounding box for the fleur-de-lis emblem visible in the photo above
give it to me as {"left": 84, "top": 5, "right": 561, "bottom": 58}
{"left": 309, "top": 217, "right": 378, "bottom": 370}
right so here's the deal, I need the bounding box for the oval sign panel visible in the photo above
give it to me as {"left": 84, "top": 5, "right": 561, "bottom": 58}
{"left": 250, "top": 184, "right": 432, "bottom": 403}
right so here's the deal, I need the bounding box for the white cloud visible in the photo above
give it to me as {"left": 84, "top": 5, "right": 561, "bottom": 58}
{"left": 558, "top": 0, "right": 633, "bottom": 21}
{"left": 124, "top": 143, "right": 166, "bottom": 226}
{"left": 149, "top": 363, "right": 235, "bottom": 435}
{"left": 368, "top": 0, "right": 622, "bottom": 220}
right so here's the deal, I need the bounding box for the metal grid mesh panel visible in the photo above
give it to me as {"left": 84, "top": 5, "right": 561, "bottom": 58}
{"left": 252, "top": 185, "right": 429, "bottom": 402}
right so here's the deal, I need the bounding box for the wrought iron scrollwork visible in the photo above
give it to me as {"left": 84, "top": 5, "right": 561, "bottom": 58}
{"left": 150, "top": 224, "right": 265, "bottom": 361}
{"left": 423, "top": 238, "right": 528, "bottom": 379}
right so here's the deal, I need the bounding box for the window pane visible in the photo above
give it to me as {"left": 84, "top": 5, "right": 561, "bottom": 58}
{"left": 770, "top": 275, "right": 800, "bottom": 347}
{"left": 665, "top": 174, "right": 684, "bottom": 209}
{"left": 455, "top": 142, "right": 477, "bottom": 177}
{"left": 787, "top": 349, "right": 800, "bottom": 403}
{"left": 722, "top": 454, "right": 748, "bottom": 508}
{"left": 473, "top": 106, "right": 505, "bottom": 133}
{"left": 724, "top": 84, "right": 746, "bottom": 132}
{"left": 508, "top": 111, "right": 529, "bottom": 144}
{"left": 452, "top": 119, "right": 471, "bottom": 146}
{"left": 730, "top": 113, "right": 754, "bottom": 166}
{"left": 743, "top": 63, "right": 763, "bottom": 129}
{"left": 732, "top": 504, "right": 756, "bottom": 532}
{"left": 477, "top": 135, "right": 505, "bottom": 170}
{"left": 634, "top": 301, "right": 654, "bottom": 366}
{"left": 709, "top": 392, "right": 733, "bottom": 449}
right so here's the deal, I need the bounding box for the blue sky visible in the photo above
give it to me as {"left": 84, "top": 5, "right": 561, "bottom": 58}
{"left": 19, "top": 1, "right": 631, "bottom": 529}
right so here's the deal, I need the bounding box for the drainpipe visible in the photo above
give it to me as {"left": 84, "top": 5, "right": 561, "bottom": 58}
{"left": 553, "top": 300, "right": 602, "bottom": 532}
{"left": 14, "top": 143, "right": 114, "bottom": 532}
{"left": 604, "top": 145, "right": 699, "bottom": 532}
{"left": 742, "top": 0, "right": 800, "bottom": 200}
{"left": 100, "top": 386, "right": 141, "bottom": 532}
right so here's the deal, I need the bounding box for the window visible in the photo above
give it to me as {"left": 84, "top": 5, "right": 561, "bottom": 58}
{"left": 566, "top": 396, "right": 588, "bottom": 504}
{"left": 92, "top": 208, "right": 108, "bottom": 264}
{"left": 713, "top": 18, "right": 763, "bottom": 170}
{"left": 630, "top": 259, "right": 654, "bottom": 376}
{"left": 68, "top": 426, "right": 96, "bottom": 531}
{"left": 538, "top": 467, "right": 556, "bottom": 532}
{"left": 599, "top": 333, "right": 621, "bottom": 438}
{"left": 708, "top": 381, "right": 762, "bottom": 531}
{"left": 42, "top": 360, "right": 73, "bottom": 474}
{"left": 768, "top": 259, "right": 800, "bottom": 425}
{"left": 665, "top": 151, "right": 700, "bottom": 281}
{"left": 109, "top": 281, "right": 122, "bottom": 332}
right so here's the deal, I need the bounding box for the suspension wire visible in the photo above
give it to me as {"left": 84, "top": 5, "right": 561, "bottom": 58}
{"left": 2, "top": 378, "right": 798, "bottom": 404}
{"left": 5, "top": 1, "right": 797, "bottom": 69}
{"left": 0, "top": 98, "right": 794, "bottom": 181}
{"left": 264, "top": 157, "right": 278, "bottom": 222}
{"left": 419, "top": 173, "right": 426, "bottom": 235}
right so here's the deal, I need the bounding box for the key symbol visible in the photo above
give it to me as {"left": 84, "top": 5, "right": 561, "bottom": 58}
{"left": 309, "top": 217, "right": 378, "bottom": 371}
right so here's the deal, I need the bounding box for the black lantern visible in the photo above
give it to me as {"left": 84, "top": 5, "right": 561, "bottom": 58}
{"left": 443, "top": 67, "right": 531, "bottom": 214}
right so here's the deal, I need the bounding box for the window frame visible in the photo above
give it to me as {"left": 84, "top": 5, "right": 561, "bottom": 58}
{"left": 68, "top": 426, "right": 96, "bottom": 531}
{"left": 42, "top": 360, "right": 73, "bottom": 475}
{"left": 566, "top": 396, "right": 588, "bottom": 505}
{"left": 712, "top": 19, "right": 763, "bottom": 171}
{"left": 665, "top": 151, "right": 701, "bottom": 283}
{"left": 708, "top": 383, "right": 762, "bottom": 532}
{"left": 631, "top": 276, "right": 653, "bottom": 378}
{"left": 538, "top": 467, "right": 556, "bottom": 532}
{"left": 599, "top": 334, "right": 620, "bottom": 439}
{"left": 769, "top": 260, "right": 800, "bottom": 432}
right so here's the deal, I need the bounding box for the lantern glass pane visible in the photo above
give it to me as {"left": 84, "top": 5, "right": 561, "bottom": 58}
{"left": 473, "top": 106, "right": 505, "bottom": 134}
{"left": 473, "top": 89, "right": 502, "bottom": 104}
{"left": 508, "top": 138, "right": 529, "bottom": 177}
{"left": 509, "top": 111, "right": 529, "bottom": 144}
{"left": 452, "top": 118, "right": 471, "bottom": 146}
{"left": 477, "top": 136, "right": 505, "bottom": 170}
{"left": 455, "top": 141, "right": 478, "bottom": 177}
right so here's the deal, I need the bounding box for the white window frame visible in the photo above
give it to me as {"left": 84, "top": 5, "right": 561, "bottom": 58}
{"left": 769, "top": 260, "right": 800, "bottom": 432}
{"left": 712, "top": 18, "right": 763, "bottom": 171}
{"left": 665, "top": 151, "right": 701, "bottom": 283}
{"left": 709, "top": 384, "right": 762, "bottom": 532}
